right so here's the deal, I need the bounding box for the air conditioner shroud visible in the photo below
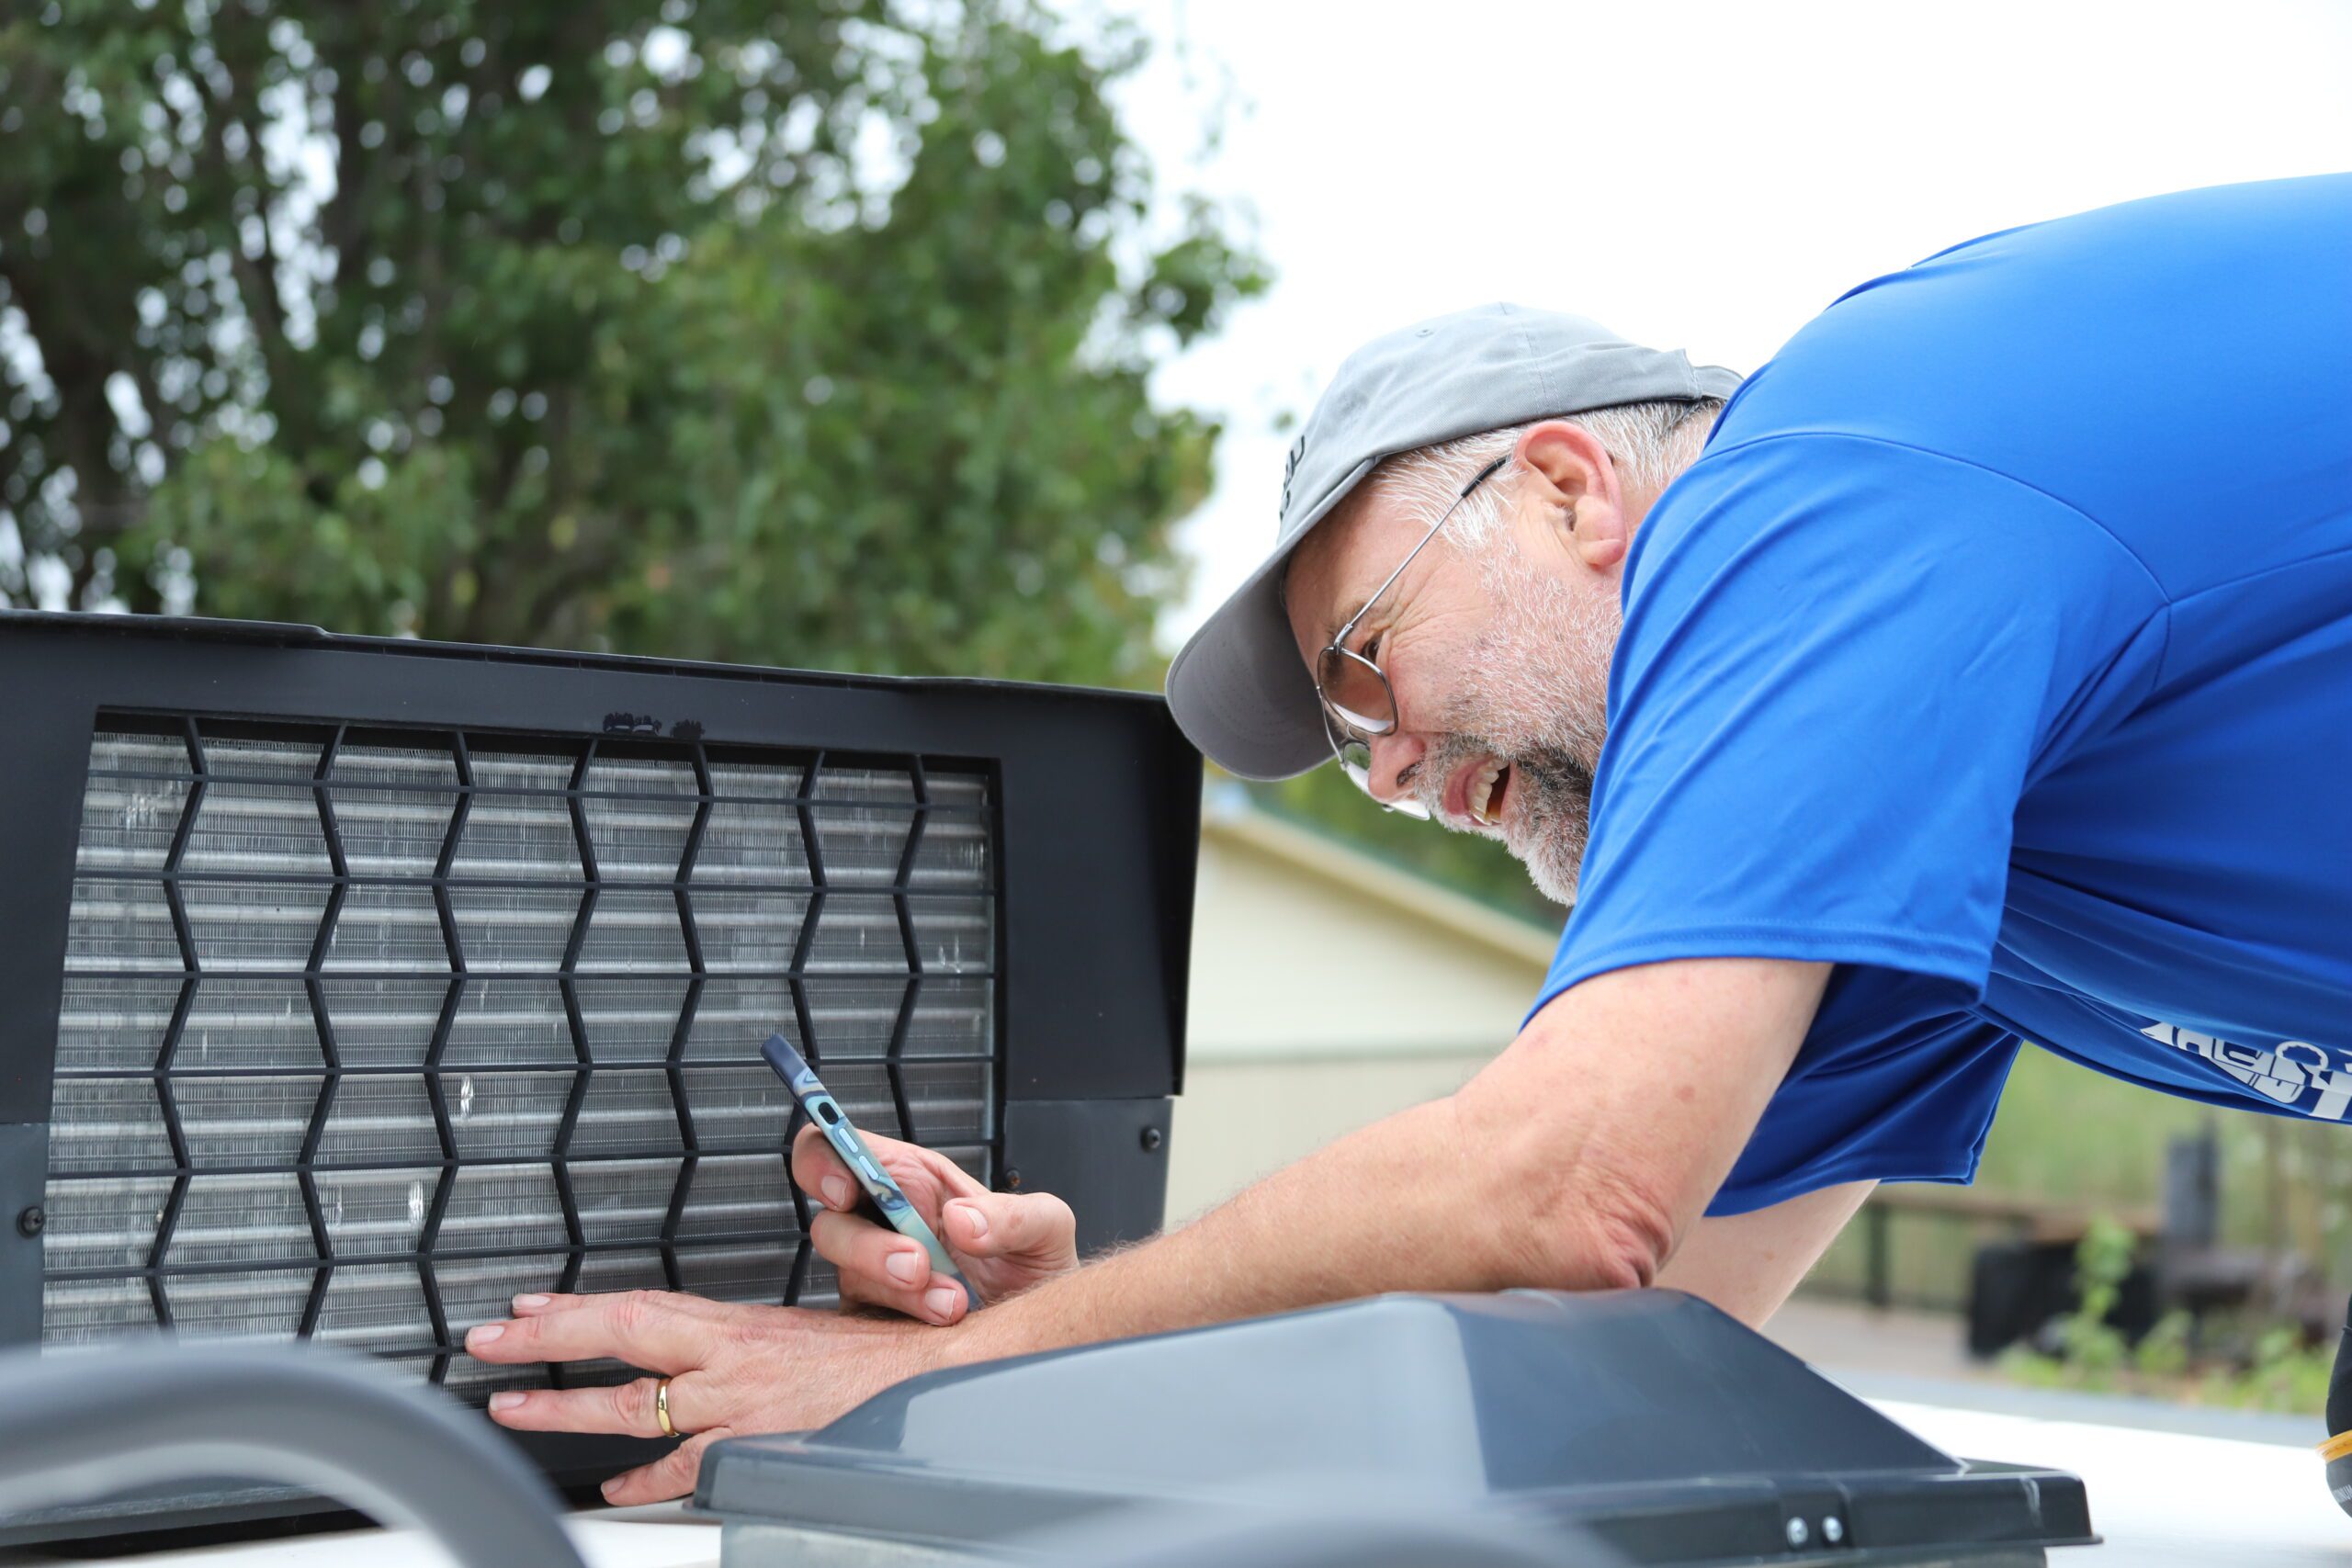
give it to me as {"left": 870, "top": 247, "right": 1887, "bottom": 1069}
{"left": 0, "top": 611, "right": 1197, "bottom": 1543}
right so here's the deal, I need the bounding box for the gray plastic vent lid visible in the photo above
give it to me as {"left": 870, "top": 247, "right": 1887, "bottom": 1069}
{"left": 698, "top": 1290, "right": 2095, "bottom": 1565}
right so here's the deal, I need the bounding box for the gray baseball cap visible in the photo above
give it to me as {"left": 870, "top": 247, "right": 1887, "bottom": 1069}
{"left": 1164, "top": 302, "right": 1742, "bottom": 780}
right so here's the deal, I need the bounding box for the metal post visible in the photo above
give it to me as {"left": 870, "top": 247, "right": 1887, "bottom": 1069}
{"left": 1866, "top": 1201, "right": 1891, "bottom": 1309}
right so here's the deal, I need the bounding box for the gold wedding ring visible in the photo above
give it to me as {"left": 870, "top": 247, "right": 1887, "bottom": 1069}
{"left": 654, "top": 1377, "right": 678, "bottom": 1438}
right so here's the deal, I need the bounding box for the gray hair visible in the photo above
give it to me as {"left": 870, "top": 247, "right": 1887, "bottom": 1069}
{"left": 1363, "top": 398, "right": 1724, "bottom": 550}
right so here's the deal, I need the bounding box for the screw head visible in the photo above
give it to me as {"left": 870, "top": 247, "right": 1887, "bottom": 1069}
{"left": 1784, "top": 1517, "right": 1809, "bottom": 1549}
{"left": 1823, "top": 1516, "right": 1844, "bottom": 1544}
{"left": 1140, "top": 1126, "right": 1164, "bottom": 1153}
{"left": 17, "top": 1205, "right": 45, "bottom": 1239}
{"left": 1002, "top": 1168, "right": 1023, "bottom": 1190}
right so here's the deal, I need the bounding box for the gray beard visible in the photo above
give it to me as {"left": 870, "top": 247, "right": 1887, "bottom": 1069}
{"left": 1408, "top": 544, "right": 1618, "bottom": 907}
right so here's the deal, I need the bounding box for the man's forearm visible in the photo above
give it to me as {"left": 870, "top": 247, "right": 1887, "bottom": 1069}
{"left": 949, "top": 956, "right": 1825, "bottom": 1369}
{"left": 955, "top": 1092, "right": 1608, "bottom": 1364}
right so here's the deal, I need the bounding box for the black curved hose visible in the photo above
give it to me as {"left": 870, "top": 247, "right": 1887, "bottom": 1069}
{"left": 2323, "top": 1291, "right": 2352, "bottom": 1516}
{"left": 2327, "top": 1292, "right": 2352, "bottom": 1438}
{"left": 0, "top": 1342, "right": 585, "bottom": 1568}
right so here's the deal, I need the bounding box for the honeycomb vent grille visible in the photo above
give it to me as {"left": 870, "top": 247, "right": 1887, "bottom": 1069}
{"left": 43, "top": 716, "right": 997, "bottom": 1399}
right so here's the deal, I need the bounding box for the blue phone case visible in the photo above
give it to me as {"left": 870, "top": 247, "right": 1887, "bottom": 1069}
{"left": 762, "top": 1032, "right": 983, "bottom": 1310}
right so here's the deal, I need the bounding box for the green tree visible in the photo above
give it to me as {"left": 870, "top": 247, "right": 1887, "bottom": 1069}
{"left": 0, "top": 0, "right": 1263, "bottom": 685}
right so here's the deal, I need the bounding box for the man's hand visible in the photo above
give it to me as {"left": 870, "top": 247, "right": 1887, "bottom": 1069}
{"left": 466, "top": 958, "right": 1831, "bottom": 1508}
{"left": 792, "top": 1123, "right": 1078, "bottom": 1324}
{"left": 467, "top": 1290, "right": 950, "bottom": 1504}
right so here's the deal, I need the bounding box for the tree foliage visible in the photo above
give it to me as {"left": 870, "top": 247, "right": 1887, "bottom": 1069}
{"left": 0, "top": 0, "right": 1264, "bottom": 685}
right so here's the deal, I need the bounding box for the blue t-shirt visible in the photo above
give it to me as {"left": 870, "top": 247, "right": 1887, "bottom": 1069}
{"left": 1530, "top": 175, "right": 2352, "bottom": 1215}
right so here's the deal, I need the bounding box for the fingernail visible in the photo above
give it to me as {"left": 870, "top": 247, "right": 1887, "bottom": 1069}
{"left": 823, "top": 1176, "right": 852, "bottom": 1209}
{"left": 600, "top": 1479, "right": 620, "bottom": 1501}
{"left": 923, "top": 1285, "right": 959, "bottom": 1321}
{"left": 885, "top": 1249, "right": 922, "bottom": 1284}
{"left": 955, "top": 1202, "right": 989, "bottom": 1239}
{"left": 468, "top": 1324, "right": 504, "bottom": 1348}
{"left": 488, "top": 1392, "right": 525, "bottom": 1412}
{"left": 513, "top": 1293, "right": 550, "bottom": 1311}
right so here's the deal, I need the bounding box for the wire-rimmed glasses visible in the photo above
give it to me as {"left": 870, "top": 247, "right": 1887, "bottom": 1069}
{"left": 1313, "top": 454, "right": 1510, "bottom": 818}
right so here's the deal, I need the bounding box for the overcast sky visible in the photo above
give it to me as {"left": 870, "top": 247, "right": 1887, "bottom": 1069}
{"left": 1110, "top": 0, "right": 2352, "bottom": 648}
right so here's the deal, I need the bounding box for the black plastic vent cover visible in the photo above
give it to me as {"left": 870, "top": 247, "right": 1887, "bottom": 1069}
{"left": 47, "top": 716, "right": 996, "bottom": 1398}
{"left": 0, "top": 610, "right": 1196, "bottom": 1546}
{"left": 699, "top": 1291, "right": 2097, "bottom": 1566}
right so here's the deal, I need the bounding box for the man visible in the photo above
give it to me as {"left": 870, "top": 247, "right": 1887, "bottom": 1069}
{"left": 468, "top": 175, "right": 2352, "bottom": 1503}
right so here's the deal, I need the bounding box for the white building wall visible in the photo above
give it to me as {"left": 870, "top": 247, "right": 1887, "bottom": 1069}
{"left": 1165, "top": 809, "right": 1558, "bottom": 1222}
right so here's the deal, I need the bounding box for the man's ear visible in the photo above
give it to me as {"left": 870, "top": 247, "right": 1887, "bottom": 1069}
{"left": 1515, "top": 422, "right": 1628, "bottom": 570}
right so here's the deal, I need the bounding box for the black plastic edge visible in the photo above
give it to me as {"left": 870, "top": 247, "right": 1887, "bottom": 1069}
{"left": 0, "top": 1125, "right": 47, "bottom": 1345}
{"left": 0, "top": 609, "right": 1170, "bottom": 706}
{"left": 1002, "top": 1098, "right": 1171, "bottom": 1257}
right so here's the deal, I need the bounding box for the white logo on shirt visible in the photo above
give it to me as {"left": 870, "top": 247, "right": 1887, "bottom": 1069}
{"left": 2141, "top": 1021, "right": 2352, "bottom": 1121}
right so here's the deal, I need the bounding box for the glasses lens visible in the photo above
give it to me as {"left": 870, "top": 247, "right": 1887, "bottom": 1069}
{"left": 1317, "top": 647, "right": 1395, "bottom": 738}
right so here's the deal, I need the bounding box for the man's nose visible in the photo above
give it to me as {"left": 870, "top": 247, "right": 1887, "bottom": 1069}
{"left": 1366, "top": 731, "right": 1427, "bottom": 807}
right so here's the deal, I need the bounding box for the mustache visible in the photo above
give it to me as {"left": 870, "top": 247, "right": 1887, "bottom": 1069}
{"left": 1407, "top": 736, "right": 1487, "bottom": 818}
{"left": 1408, "top": 737, "right": 1592, "bottom": 820}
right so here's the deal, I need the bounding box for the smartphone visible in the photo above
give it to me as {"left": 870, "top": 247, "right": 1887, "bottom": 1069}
{"left": 762, "top": 1032, "right": 983, "bottom": 1311}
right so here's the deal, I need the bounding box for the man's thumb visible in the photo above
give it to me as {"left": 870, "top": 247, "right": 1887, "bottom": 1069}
{"left": 944, "top": 1192, "right": 1070, "bottom": 1258}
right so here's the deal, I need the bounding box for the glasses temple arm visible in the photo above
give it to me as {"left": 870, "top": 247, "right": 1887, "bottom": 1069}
{"left": 1327, "top": 454, "right": 1511, "bottom": 653}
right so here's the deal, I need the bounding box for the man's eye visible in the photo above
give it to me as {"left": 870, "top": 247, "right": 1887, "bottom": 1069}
{"left": 1361, "top": 634, "right": 1383, "bottom": 662}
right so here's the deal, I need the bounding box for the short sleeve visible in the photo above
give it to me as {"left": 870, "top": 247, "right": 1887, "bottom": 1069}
{"left": 1526, "top": 433, "right": 2167, "bottom": 1209}
{"left": 1706, "top": 965, "right": 2021, "bottom": 1215}
{"left": 1537, "top": 433, "right": 2169, "bottom": 1005}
